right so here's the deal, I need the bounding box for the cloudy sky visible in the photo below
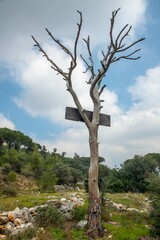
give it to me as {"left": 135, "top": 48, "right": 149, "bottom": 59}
{"left": 0, "top": 0, "right": 160, "bottom": 167}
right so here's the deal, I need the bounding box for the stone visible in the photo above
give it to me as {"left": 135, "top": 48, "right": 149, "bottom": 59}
{"left": 0, "top": 234, "right": 6, "bottom": 239}
{"left": 0, "top": 225, "right": 6, "bottom": 234}
{"left": 14, "top": 207, "right": 20, "bottom": 213}
{"left": 127, "top": 208, "right": 140, "bottom": 213}
{"left": 21, "top": 209, "right": 31, "bottom": 222}
{"left": 60, "top": 198, "right": 67, "bottom": 203}
{"left": 8, "top": 211, "right": 15, "bottom": 222}
{"left": 0, "top": 216, "right": 9, "bottom": 225}
{"left": 5, "top": 222, "right": 15, "bottom": 235}
{"left": 108, "top": 235, "right": 113, "bottom": 239}
{"left": 0, "top": 194, "right": 85, "bottom": 238}
{"left": 29, "top": 206, "right": 38, "bottom": 214}
{"left": 11, "top": 222, "right": 34, "bottom": 236}
{"left": 77, "top": 220, "right": 87, "bottom": 229}
{"left": 14, "top": 218, "right": 24, "bottom": 226}
{"left": 47, "top": 199, "right": 59, "bottom": 205}
{"left": 112, "top": 203, "right": 127, "bottom": 211}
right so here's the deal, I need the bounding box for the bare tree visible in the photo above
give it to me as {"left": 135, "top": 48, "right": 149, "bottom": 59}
{"left": 32, "top": 8, "right": 144, "bottom": 239}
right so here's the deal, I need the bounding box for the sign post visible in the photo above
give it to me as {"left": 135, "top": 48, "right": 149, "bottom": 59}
{"left": 65, "top": 107, "right": 111, "bottom": 127}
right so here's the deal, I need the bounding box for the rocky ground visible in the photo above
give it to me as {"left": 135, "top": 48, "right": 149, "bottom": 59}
{"left": 0, "top": 193, "right": 85, "bottom": 239}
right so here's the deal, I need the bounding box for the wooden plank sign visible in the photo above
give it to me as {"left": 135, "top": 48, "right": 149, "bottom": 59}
{"left": 65, "top": 107, "right": 111, "bottom": 127}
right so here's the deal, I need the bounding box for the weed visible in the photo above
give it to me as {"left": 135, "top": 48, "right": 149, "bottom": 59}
{"left": 71, "top": 204, "right": 88, "bottom": 221}
{"left": 50, "top": 227, "right": 66, "bottom": 239}
{"left": 7, "top": 227, "right": 36, "bottom": 240}
{"left": 2, "top": 187, "right": 17, "bottom": 197}
{"left": 35, "top": 228, "right": 54, "bottom": 240}
{"left": 8, "top": 171, "right": 17, "bottom": 182}
{"left": 69, "top": 229, "right": 88, "bottom": 239}
{"left": 35, "top": 204, "right": 64, "bottom": 227}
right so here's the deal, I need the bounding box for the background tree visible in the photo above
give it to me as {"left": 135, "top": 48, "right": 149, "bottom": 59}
{"left": 0, "top": 128, "right": 35, "bottom": 152}
{"left": 120, "top": 155, "right": 158, "bottom": 192}
{"left": 32, "top": 9, "right": 144, "bottom": 238}
{"left": 148, "top": 174, "right": 160, "bottom": 237}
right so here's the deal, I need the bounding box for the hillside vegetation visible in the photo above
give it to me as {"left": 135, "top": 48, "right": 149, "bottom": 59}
{"left": 0, "top": 128, "right": 160, "bottom": 239}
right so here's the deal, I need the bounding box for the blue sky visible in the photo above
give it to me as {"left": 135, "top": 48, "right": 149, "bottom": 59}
{"left": 0, "top": 0, "right": 160, "bottom": 167}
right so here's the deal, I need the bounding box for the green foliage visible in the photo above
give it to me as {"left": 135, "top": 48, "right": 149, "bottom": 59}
{"left": 7, "top": 227, "right": 36, "bottom": 240}
{"left": 50, "top": 227, "right": 67, "bottom": 240}
{"left": 35, "top": 204, "right": 64, "bottom": 227}
{"left": 65, "top": 229, "right": 88, "bottom": 240}
{"left": 21, "top": 162, "right": 34, "bottom": 177}
{"left": 0, "top": 127, "right": 35, "bottom": 152}
{"left": 99, "top": 164, "right": 110, "bottom": 192}
{"left": 71, "top": 204, "right": 88, "bottom": 221}
{"left": 2, "top": 187, "right": 17, "bottom": 197}
{"left": 1, "top": 127, "right": 160, "bottom": 197}
{"left": 148, "top": 174, "right": 160, "bottom": 237}
{"left": 54, "top": 161, "right": 73, "bottom": 185}
{"left": 70, "top": 167, "right": 84, "bottom": 185}
{"left": 105, "top": 221, "right": 148, "bottom": 240}
{"left": 2, "top": 163, "right": 11, "bottom": 174}
{"left": 105, "top": 154, "right": 159, "bottom": 193}
{"left": 29, "top": 146, "right": 43, "bottom": 178}
{"left": 38, "top": 168, "right": 58, "bottom": 192}
{"left": 8, "top": 171, "right": 17, "bottom": 182}
{"left": 101, "top": 193, "right": 112, "bottom": 222}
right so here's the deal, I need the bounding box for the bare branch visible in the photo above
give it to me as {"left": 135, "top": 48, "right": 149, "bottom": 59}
{"left": 118, "top": 25, "right": 132, "bottom": 48}
{"left": 80, "top": 54, "right": 91, "bottom": 73}
{"left": 117, "top": 37, "right": 145, "bottom": 53}
{"left": 74, "top": 10, "right": 82, "bottom": 62}
{"left": 31, "top": 35, "right": 68, "bottom": 79}
{"left": 112, "top": 48, "right": 141, "bottom": 62}
{"left": 89, "top": 8, "right": 145, "bottom": 102}
{"left": 99, "top": 84, "right": 106, "bottom": 96}
{"left": 82, "top": 36, "right": 95, "bottom": 83}
{"left": 45, "top": 28, "right": 74, "bottom": 61}
{"left": 110, "top": 8, "right": 121, "bottom": 49}
{"left": 115, "top": 24, "right": 128, "bottom": 47}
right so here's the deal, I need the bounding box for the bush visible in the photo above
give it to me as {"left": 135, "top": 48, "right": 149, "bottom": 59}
{"left": 34, "top": 228, "right": 53, "bottom": 240}
{"left": 35, "top": 204, "right": 64, "bottom": 227}
{"left": 71, "top": 204, "right": 88, "bottom": 221}
{"left": 2, "top": 187, "right": 17, "bottom": 197}
{"left": 2, "top": 163, "right": 11, "bottom": 175}
{"left": 148, "top": 174, "right": 160, "bottom": 237}
{"left": 7, "top": 227, "right": 36, "bottom": 240}
{"left": 8, "top": 171, "right": 17, "bottom": 182}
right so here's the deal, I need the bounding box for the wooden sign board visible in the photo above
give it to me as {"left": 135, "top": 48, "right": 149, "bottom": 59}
{"left": 65, "top": 107, "right": 111, "bottom": 127}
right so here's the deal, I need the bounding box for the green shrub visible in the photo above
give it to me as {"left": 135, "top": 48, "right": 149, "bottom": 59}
{"left": 148, "top": 174, "right": 160, "bottom": 238}
{"left": 7, "top": 227, "right": 36, "bottom": 240}
{"left": 71, "top": 204, "right": 88, "bottom": 221}
{"left": 35, "top": 204, "right": 64, "bottom": 227}
{"left": 149, "top": 198, "right": 160, "bottom": 237}
{"left": 2, "top": 163, "right": 11, "bottom": 175}
{"left": 8, "top": 171, "right": 17, "bottom": 182}
{"left": 2, "top": 187, "right": 17, "bottom": 197}
{"left": 34, "top": 228, "right": 53, "bottom": 240}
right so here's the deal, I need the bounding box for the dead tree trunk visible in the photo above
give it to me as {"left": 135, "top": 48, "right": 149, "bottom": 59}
{"left": 32, "top": 8, "right": 144, "bottom": 239}
{"left": 87, "top": 126, "right": 103, "bottom": 238}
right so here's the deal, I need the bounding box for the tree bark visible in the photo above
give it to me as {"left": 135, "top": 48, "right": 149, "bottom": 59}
{"left": 87, "top": 126, "right": 106, "bottom": 239}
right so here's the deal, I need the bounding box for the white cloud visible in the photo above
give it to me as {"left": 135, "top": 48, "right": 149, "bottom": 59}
{"left": 0, "top": 0, "right": 147, "bottom": 62}
{"left": 129, "top": 64, "right": 160, "bottom": 108}
{"left": 100, "top": 65, "right": 160, "bottom": 166}
{"left": 1, "top": 0, "right": 155, "bottom": 168}
{"left": 0, "top": 114, "right": 15, "bottom": 130}
{"left": 37, "top": 64, "right": 160, "bottom": 167}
